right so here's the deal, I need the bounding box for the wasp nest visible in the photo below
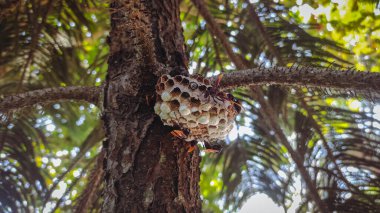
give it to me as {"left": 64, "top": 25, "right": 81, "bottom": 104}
{"left": 154, "top": 74, "right": 240, "bottom": 142}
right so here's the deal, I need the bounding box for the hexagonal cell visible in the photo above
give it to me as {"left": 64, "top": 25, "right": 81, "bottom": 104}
{"left": 180, "top": 91, "right": 190, "bottom": 99}
{"left": 189, "top": 97, "right": 201, "bottom": 107}
{"left": 154, "top": 103, "right": 161, "bottom": 114}
{"left": 198, "top": 85, "right": 207, "bottom": 92}
{"left": 161, "top": 75, "right": 169, "bottom": 82}
{"left": 174, "top": 75, "right": 183, "bottom": 82}
{"left": 192, "top": 111, "right": 200, "bottom": 117}
{"left": 169, "top": 100, "right": 180, "bottom": 110}
{"left": 165, "top": 79, "right": 175, "bottom": 88}
{"left": 161, "top": 91, "right": 171, "bottom": 101}
{"left": 179, "top": 105, "right": 191, "bottom": 116}
{"left": 197, "top": 113, "right": 210, "bottom": 125}
{"left": 170, "top": 87, "right": 181, "bottom": 97}
{"left": 209, "top": 125, "right": 217, "bottom": 129}
{"left": 169, "top": 111, "right": 177, "bottom": 119}
{"left": 200, "top": 103, "right": 211, "bottom": 111}
{"left": 159, "top": 111, "right": 169, "bottom": 120}
{"left": 184, "top": 113, "right": 197, "bottom": 121}
{"left": 156, "top": 83, "right": 165, "bottom": 92}
{"left": 181, "top": 78, "right": 190, "bottom": 86}
{"left": 219, "top": 119, "right": 226, "bottom": 125}
{"left": 209, "top": 116, "right": 219, "bottom": 125}
{"left": 187, "top": 120, "right": 198, "bottom": 128}
{"left": 209, "top": 107, "right": 218, "bottom": 115}
{"left": 160, "top": 102, "right": 171, "bottom": 113}
{"left": 188, "top": 82, "right": 198, "bottom": 90}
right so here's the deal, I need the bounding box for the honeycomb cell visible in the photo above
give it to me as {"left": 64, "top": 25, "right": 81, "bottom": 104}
{"left": 174, "top": 75, "right": 182, "bottom": 82}
{"left": 159, "top": 83, "right": 165, "bottom": 90}
{"left": 209, "top": 125, "right": 217, "bottom": 130}
{"left": 209, "top": 116, "right": 219, "bottom": 125}
{"left": 181, "top": 78, "right": 189, "bottom": 86}
{"left": 189, "top": 82, "right": 198, "bottom": 90}
{"left": 190, "top": 106, "right": 199, "bottom": 112}
{"left": 181, "top": 92, "right": 190, "bottom": 99}
{"left": 209, "top": 107, "right": 218, "bottom": 115}
{"left": 192, "top": 111, "right": 201, "bottom": 117}
{"left": 159, "top": 111, "right": 169, "bottom": 120}
{"left": 199, "top": 85, "right": 207, "bottom": 92}
{"left": 200, "top": 103, "right": 212, "bottom": 111}
{"left": 154, "top": 103, "right": 161, "bottom": 114}
{"left": 179, "top": 105, "right": 190, "bottom": 116}
{"left": 161, "top": 91, "right": 171, "bottom": 101}
{"left": 160, "top": 102, "right": 171, "bottom": 113}
{"left": 166, "top": 79, "right": 174, "bottom": 87}
{"left": 198, "top": 114, "right": 209, "bottom": 125}
{"left": 190, "top": 97, "right": 201, "bottom": 107}
{"left": 187, "top": 121, "right": 197, "bottom": 128}
{"left": 170, "top": 87, "right": 181, "bottom": 97}
{"left": 169, "top": 111, "right": 177, "bottom": 119}
{"left": 161, "top": 75, "right": 169, "bottom": 82}
{"left": 169, "top": 100, "right": 180, "bottom": 110}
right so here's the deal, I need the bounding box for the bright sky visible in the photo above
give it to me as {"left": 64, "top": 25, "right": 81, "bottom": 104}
{"left": 239, "top": 176, "right": 302, "bottom": 213}
{"left": 239, "top": 194, "right": 283, "bottom": 213}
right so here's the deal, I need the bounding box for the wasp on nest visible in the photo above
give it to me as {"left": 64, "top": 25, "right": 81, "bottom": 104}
{"left": 154, "top": 73, "right": 242, "bottom": 153}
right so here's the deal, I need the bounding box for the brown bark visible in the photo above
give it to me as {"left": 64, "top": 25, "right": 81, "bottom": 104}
{"left": 101, "top": 1, "right": 201, "bottom": 212}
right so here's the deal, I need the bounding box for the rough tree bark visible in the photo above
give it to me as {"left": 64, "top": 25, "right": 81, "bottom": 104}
{"left": 101, "top": 1, "right": 201, "bottom": 212}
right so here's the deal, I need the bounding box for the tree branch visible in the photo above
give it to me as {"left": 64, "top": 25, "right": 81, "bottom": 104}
{"left": 217, "top": 67, "right": 380, "bottom": 100}
{"left": 3, "top": 66, "right": 378, "bottom": 113}
{"left": 0, "top": 86, "right": 101, "bottom": 112}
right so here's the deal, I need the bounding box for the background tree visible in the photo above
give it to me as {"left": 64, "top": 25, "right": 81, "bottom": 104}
{"left": 0, "top": 0, "right": 380, "bottom": 212}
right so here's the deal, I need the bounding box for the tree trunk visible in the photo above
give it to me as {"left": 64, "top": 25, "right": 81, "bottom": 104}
{"left": 102, "top": 1, "right": 201, "bottom": 212}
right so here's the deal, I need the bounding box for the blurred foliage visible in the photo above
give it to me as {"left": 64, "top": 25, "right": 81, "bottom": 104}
{"left": 0, "top": 0, "right": 380, "bottom": 212}
{"left": 180, "top": 0, "right": 380, "bottom": 212}
{"left": 0, "top": 0, "right": 108, "bottom": 212}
